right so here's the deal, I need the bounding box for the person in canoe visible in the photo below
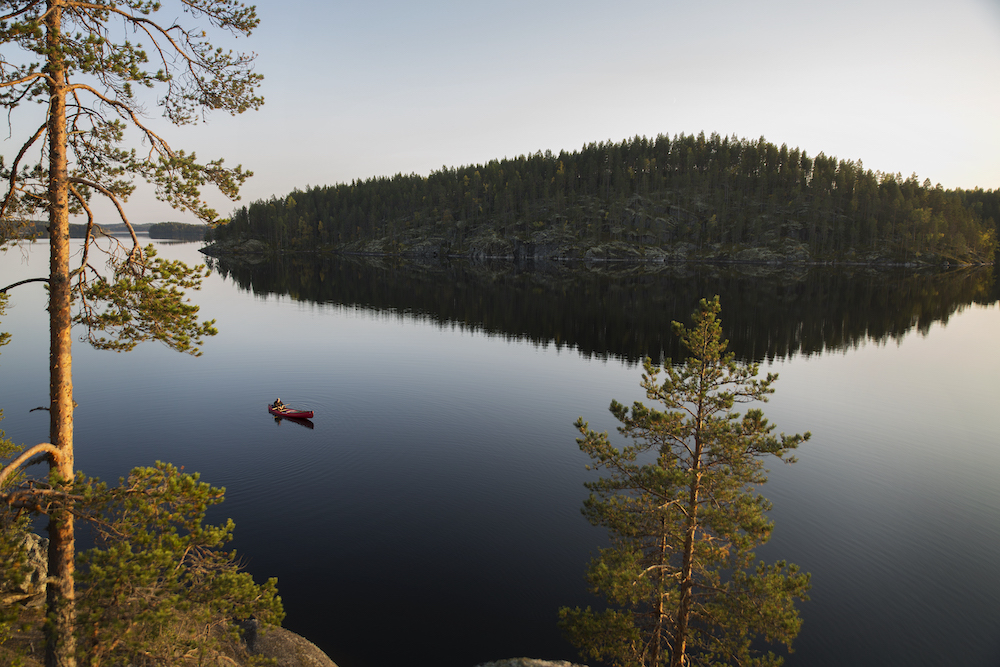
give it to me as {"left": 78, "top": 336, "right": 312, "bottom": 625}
{"left": 273, "top": 398, "right": 284, "bottom": 410}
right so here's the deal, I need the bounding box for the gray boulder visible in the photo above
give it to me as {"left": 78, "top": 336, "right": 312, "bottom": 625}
{"left": 249, "top": 625, "right": 339, "bottom": 667}
{"left": 476, "top": 660, "right": 588, "bottom": 667}
{"left": 0, "top": 532, "right": 48, "bottom": 608}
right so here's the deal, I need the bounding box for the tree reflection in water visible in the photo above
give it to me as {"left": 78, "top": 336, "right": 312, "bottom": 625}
{"left": 206, "top": 253, "right": 996, "bottom": 364}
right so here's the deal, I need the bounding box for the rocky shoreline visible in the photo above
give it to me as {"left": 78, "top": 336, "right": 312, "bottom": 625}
{"left": 200, "top": 235, "right": 988, "bottom": 268}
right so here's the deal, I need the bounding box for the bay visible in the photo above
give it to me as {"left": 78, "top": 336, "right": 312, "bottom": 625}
{"left": 1, "top": 239, "right": 998, "bottom": 666}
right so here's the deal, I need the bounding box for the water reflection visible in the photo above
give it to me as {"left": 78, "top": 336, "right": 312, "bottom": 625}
{"left": 206, "top": 253, "right": 996, "bottom": 363}
{"left": 272, "top": 415, "right": 314, "bottom": 429}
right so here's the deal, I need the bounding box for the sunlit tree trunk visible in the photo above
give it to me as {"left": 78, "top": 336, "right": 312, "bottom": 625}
{"left": 670, "top": 372, "right": 707, "bottom": 667}
{"left": 671, "top": 441, "right": 702, "bottom": 667}
{"left": 45, "top": 1, "right": 77, "bottom": 664}
{"left": 649, "top": 521, "right": 669, "bottom": 666}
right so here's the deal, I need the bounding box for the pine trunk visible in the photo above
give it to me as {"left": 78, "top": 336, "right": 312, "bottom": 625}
{"left": 671, "top": 468, "right": 700, "bottom": 667}
{"left": 45, "top": 1, "right": 77, "bottom": 664}
{"left": 670, "top": 398, "right": 706, "bottom": 667}
{"left": 648, "top": 522, "right": 669, "bottom": 666}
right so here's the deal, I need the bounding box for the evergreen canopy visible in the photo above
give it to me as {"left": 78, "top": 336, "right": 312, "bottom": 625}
{"left": 561, "top": 297, "right": 811, "bottom": 667}
{"left": 212, "top": 133, "right": 998, "bottom": 263}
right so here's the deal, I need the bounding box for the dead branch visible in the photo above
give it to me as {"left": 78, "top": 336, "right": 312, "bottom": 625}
{"left": 0, "top": 277, "right": 49, "bottom": 293}
{"left": 1, "top": 122, "right": 47, "bottom": 220}
{"left": 0, "top": 443, "right": 63, "bottom": 487}
{"left": 68, "top": 176, "right": 139, "bottom": 246}
{"left": 64, "top": 82, "right": 176, "bottom": 156}
{"left": 0, "top": 71, "right": 50, "bottom": 90}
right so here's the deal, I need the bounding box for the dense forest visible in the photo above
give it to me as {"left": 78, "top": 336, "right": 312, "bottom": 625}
{"left": 206, "top": 132, "right": 999, "bottom": 264}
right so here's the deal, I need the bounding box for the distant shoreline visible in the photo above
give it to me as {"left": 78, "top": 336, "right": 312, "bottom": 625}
{"left": 9, "top": 221, "right": 205, "bottom": 241}
{"left": 200, "top": 237, "right": 993, "bottom": 269}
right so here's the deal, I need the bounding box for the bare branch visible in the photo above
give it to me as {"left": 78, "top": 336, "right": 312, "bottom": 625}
{"left": 1, "top": 122, "right": 47, "bottom": 218}
{"left": 0, "top": 442, "right": 63, "bottom": 487}
{"left": 0, "top": 276, "right": 49, "bottom": 293}
{"left": 0, "top": 71, "right": 50, "bottom": 89}
{"left": 65, "top": 82, "right": 176, "bottom": 156}
{"left": 69, "top": 176, "right": 139, "bottom": 244}
{"left": 0, "top": 0, "right": 46, "bottom": 23}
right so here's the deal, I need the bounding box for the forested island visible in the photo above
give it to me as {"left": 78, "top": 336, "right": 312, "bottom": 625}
{"left": 148, "top": 221, "right": 206, "bottom": 240}
{"left": 14, "top": 220, "right": 204, "bottom": 240}
{"left": 205, "top": 132, "right": 999, "bottom": 265}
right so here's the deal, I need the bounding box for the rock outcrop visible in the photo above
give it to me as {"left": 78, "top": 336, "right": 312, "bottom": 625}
{"left": 0, "top": 532, "right": 48, "bottom": 608}
{"left": 249, "top": 625, "right": 339, "bottom": 667}
{"left": 475, "top": 659, "right": 588, "bottom": 667}
{"left": 200, "top": 237, "right": 270, "bottom": 256}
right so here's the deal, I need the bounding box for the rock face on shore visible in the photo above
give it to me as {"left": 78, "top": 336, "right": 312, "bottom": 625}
{"left": 200, "top": 237, "right": 270, "bottom": 256}
{"left": 0, "top": 619, "right": 340, "bottom": 667}
{"left": 0, "top": 533, "right": 48, "bottom": 608}
{"left": 251, "top": 626, "right": 339, "bottom": 667}
{"left": 247, "top": 638, "right": 586, "bottom": 667}
{"left": 475, "top": 660, "right": 588, "bottom": 667}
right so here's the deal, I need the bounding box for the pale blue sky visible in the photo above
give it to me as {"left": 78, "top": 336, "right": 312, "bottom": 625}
{"left": 8, "top": 0, "right": 1000, "bottom": 224}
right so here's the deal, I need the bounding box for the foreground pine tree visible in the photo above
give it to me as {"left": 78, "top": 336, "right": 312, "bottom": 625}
{"left": 1, "top": 1, "right": 262, "bottom": 662}
{"left": 560, "top": 296, "right": 811, "bottom": 667}
{"left": 0, "top": 460, "right": 284, "bottom": 665}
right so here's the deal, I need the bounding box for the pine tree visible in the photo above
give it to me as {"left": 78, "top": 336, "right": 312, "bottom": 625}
{"left": 560, "top": 296, "right": 811, "bottom": 667}
{"left": 0, "top": 1, "right": 262, "bottom": 663}
{"left": 73, "top": 463, "right": 283, "bottom": 665}
{"left": 3, "top": 295, "right": 282, "bottom": 666}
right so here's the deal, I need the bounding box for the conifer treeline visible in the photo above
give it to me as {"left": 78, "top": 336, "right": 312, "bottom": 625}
{"left": 209, "top": 132, "right": 998, "bottom": 262}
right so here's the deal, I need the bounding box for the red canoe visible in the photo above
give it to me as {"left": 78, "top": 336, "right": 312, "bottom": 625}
{"left": 268, "top": 404, "right": 314, "bottom": 419}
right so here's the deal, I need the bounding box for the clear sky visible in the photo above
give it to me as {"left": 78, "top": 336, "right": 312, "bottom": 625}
{"left": 8, "top": 0, "right": 1000, "bottom": 224}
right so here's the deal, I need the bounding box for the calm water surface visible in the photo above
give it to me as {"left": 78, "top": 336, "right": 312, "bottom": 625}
{"left": 1, "top": 239, "right": 998, "bottom": 666}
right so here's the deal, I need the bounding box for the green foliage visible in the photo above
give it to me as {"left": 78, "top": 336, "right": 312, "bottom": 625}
{"left": 0, "top": 418, "right": 28, "bottom": 649}
{"left": 558, "top": 606, "right": 643, "bottom": 666}
{"left": 73, "top": 462, "right": 283, "bottom": 665}
{"left": 2, "top": 2, "right": 264, "bottom": 663}
{"left": 3, "top": 294, "right": 278, "bottom": 664}
{"left": 0, "top": 0, "right": 261, "bottom": 354}
{"left": 210, "top": 133, "right": 998, "bottom": 263}
{"left": 560, "top": 297, "right": 811, "bottom": 667}
{"left": 0, "top": 0, "right": 262, "bottom": 224}
{"left": 0, "top": 429, "right": 29, "bottom": 654}
{"left": 76, "top": 245, "right": 218, "bottom": 355}
{"left": 0, "top": 298, "right": 30, "bottom": 651}
{"left": 0, "top": 460, "right": 284, "bottom": 665}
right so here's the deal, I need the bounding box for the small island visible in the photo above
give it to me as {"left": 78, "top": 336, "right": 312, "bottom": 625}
{"left": 203, "top": 133, "right": 999, "bottom": 267}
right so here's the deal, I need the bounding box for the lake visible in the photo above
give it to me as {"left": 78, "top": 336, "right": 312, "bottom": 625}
{"left": 1, "top": 239, "right": 999, "bottom": 667}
